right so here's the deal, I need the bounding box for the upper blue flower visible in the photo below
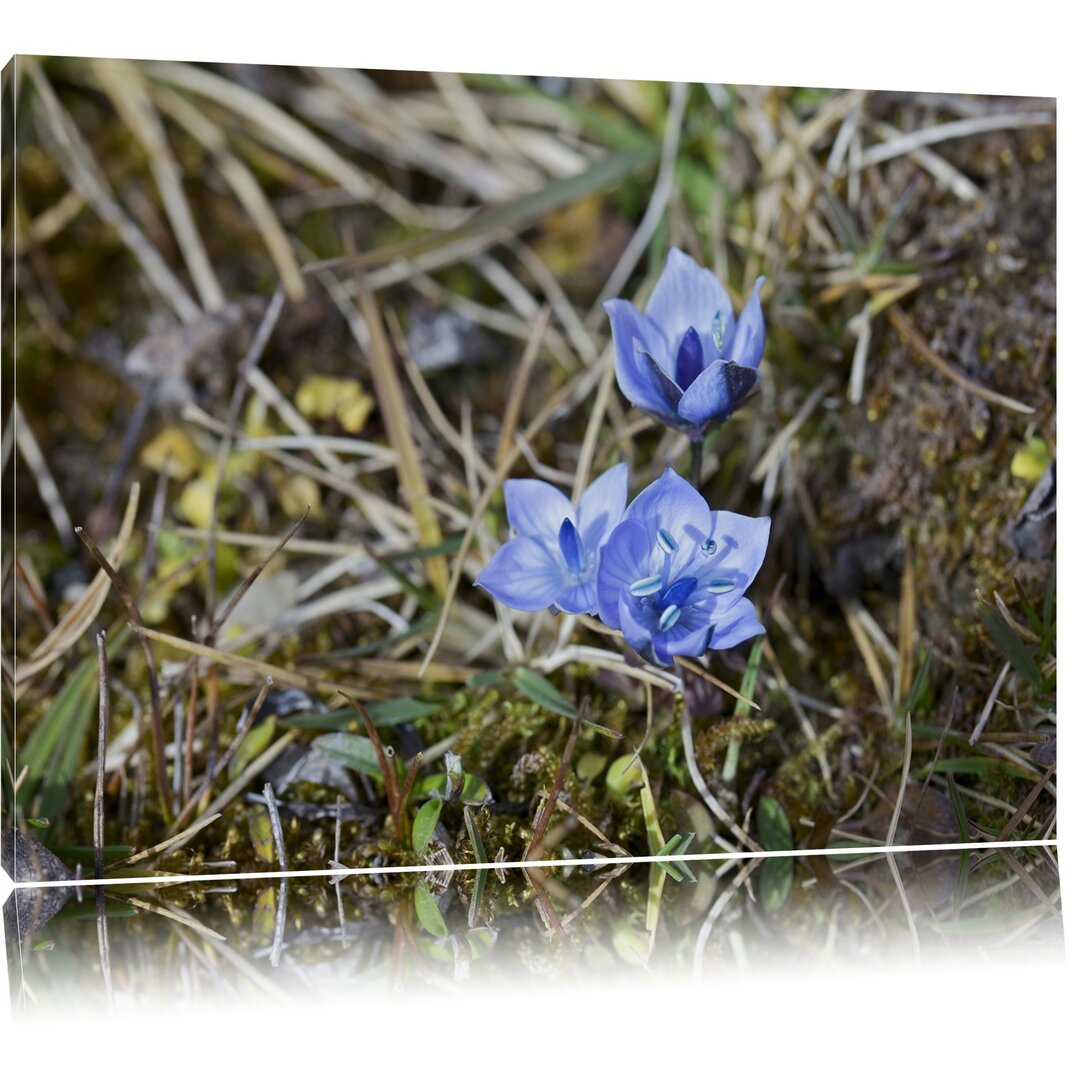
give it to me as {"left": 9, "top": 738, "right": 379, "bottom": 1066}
{"left": 596, "top": 468, "right": 770, "bottom": 666}
{"left": 603, "top": 248, "right": 766, "bottom": 438}
{"left": 476, "top": 463, "right": 629, "bottom": 615}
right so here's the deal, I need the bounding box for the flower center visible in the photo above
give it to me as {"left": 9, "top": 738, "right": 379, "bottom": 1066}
{"left": 558, "top": 518, "right": 584, "bottom": 576}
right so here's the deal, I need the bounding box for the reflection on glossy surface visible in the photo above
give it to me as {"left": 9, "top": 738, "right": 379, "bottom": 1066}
{"left": 5, "top": 845, "right": 1063, "bottom": 1013}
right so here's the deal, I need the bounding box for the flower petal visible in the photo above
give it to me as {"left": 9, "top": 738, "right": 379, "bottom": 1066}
{"left": 676, "top": 360, "right": 761, "bottom": 430}
{"left": 646, "top": 248, "right": 733, "bottom": 355}
{"left": 504, "top": 479, "right": 574, "bottom": 540}
{"left": 617, "top": 590, "right": 657, "bottom": 659}
{"left": 707, "top": 596, "right": 766, "bottom": 651}
{"left": 724, "top": 276, "right": 766, "bottom": 369}
{"left": 596, "top": 519, "right": 652, "bottom": 629}
{"left": 476, "top": 536, "right": 568, "bottom": 611}
{"left": 604, "top": 299, "right": 682, "bottom": 419}
{"left": 654, "top": 616, "right": 713, "bottom": 666}
{"left": 625, "top": 468, "right": 711, "bottom": 547}
{"left": 577, "top": 462, "right": 629, "bottom": 552}
{"left": 704, "top": 512, "right": 772, "bottom": 596}
{"left": 556, "top": 580, "right": 598, "bottom": 616}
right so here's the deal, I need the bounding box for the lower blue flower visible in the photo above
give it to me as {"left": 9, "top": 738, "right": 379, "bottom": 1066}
{"left": 476, "top": 463, "right": 628, "bottom": 615}
{"left": 596, "top": 468, "right": 770, "bottom": 665}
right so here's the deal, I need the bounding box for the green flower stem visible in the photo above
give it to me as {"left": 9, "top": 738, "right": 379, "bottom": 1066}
{"left": 689, "top": 439, "right": 704, "bottom": 490}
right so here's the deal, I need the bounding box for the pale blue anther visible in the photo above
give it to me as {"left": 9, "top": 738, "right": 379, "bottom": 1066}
{"left": 558, "top": 518, "right": 584, "bottom": 575}
{"left": 658, "top": 604, "right": 681, "bottom": 632}
{"left": 707, "top": 578, "right": 735, "bottom": 594}
{"left": 712, "top": 309, "right": 728, "bottom": 353}
{"left": 657, "top": 528, "right": 679, "bottom": 555}
{"left": 629, "top": 574, "right": 663, "bottom": 597}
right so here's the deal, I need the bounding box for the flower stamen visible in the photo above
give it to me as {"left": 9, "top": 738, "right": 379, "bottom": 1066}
{"left": 658, "top": 604, "right": 681, "bottom": 632}
{"left": 657, "top": 528, "right": 679, "bottom": 555}
{"left": 629, "top": 574, "right": 663, "bottom": 597}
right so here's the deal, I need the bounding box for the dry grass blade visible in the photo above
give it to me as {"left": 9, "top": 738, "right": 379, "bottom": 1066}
{"left": 675, "top": 656, "right": 759, "bottom": 711}
{"left": 857, "top": 110, "right": 1055, "bottom": 170}
{"left": 888, "top": 306, "right": 1035, "bottom": 414}
{"left": 144, "top": 60, "right": 451, "bottom": 230}
{"left": 12, "top": 399, "right": 74, "bottom": 551}
{"left": 93, "top": 59, "right": 225, "bottom": 312}
{"left": 418, "top": 344, "right": 595, "bottom": 678}
{"left": 996, "top": 766, "right": 1056, "bottom": 844}
{"left": 25, "top": 58, "right": 200, "bottom": 322}
{"left": 898, "top": 542, "right": 917, "bottom": 704}
{"left": 106, "top": 813, "right": 223, "bottom": 870}
{"left": 94, "top": 631, "right": 114, "bottom": 1007}
{"left": 205, "top": 287, "right": 286, "bottom": 637}
{"left": 151, "top": 84, "right": 307, "bottom": 301}
{"left": 354, "top": 280, "right": 448, "bottom": 596}
{"left": 495, "top": 307, "right": 550, "bottom": 469}
{"left": 18, "top": 483, "right": 139, "bottom": 687}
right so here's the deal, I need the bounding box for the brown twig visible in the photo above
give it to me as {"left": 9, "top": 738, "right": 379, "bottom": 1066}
{"left": 173, "top": 677, "right": 274, "bottom": 831}
{"left": 75, "top": 524, "right": 170, "bottom": 817}
{"left": 342, "top": 693, "right": 401, "bottom": 820}
{"left": 526, "top": 711, "right": 582, "bottom": 860}
{"left": 397, "top": 753, "right": 424, "bottom": 843}
{"left": 887, "top": 305, "right": 1034, "bottom": 414}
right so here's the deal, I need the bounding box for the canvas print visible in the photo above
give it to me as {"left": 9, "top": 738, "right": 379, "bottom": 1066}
{"left": 1, "top": 59, "right": 1059, "bottom": 1010}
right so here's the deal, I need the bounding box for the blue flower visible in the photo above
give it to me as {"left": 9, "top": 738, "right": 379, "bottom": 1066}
{"left": 596, "top": 468, "right": 770, "bottom": 666}
{"left": 476, "top": 463, "right": 629, "bottom": 615}
{"left": 603, "top": 248, "right": 766, "bottom": 438}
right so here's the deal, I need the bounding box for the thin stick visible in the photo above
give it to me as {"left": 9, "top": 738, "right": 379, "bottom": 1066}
{"left": 205, "top": 287, "right": 286, "bottom": 636}
{"left": 342, "top": 694, "right": 400, "bottom": 819}
{"left": 210, "top": 508, "right": 309, "bottom": 637}
{"left": 75, "top": 525, "right": 170, "bottom": 815}
{"left": 94, "top": 631, "right": 114, "bottom": 1006}
{"left": 397, "top": 753, "right": 424, "bottom": 843}
{"left": 417, "top": 356, "right": 596, "bottom": 678}
{"left": 173, "top": 677, "right": 274, "bottom": 831}
{"left": 888, "top": 306, "right": 1034, "bottom": 414}
{"left": 886, "top": 713, "right": 914, "bottom": 848}
{"left": 996, "top": 766, "right": 1056, "bottom": 844}
{"left": 526, "top": 714, "right": 581, "bottom": 860}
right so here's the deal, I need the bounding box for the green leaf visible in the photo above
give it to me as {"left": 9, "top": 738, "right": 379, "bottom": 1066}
{"left": 760, "top": 857, "right": 794, "bottom": 912}
{"left": 512, "top": 668, "right": 578, "bottom": 719}
{"left": 975, "top": 594, "right": 1044, "bottom": 689}
{"left": 312, "top": 733, "right": 382, "bottom": 778}
{"left": 17, "top": 653, "right": 98, "bottom": 821}
{"left": 756, "top": 796, "right": 794, "bottom": 851}
{"left": 734, "top": 636, "right": 766, "bottom": 718}
{"left": 411, "top": 798, "right": 442, "bottom": 853}
{"left": 413, "top": 771, "right": 490, "bottom": 804}
{"left": 281, "top": 697, "right": 443, "bottom": 731}
{"left": 229, "top": 717, "right": 276, "bottom": 780}
{"left": 463, "top": 806, "right": 488, "bottom": 928}
{"left": 414, "top": 884, "right": 448, "bottom": 938}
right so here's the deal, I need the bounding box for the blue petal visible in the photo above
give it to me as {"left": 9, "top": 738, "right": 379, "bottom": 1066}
{"left": 674, "top": 328, "right": 705, "bottom": 391}
{"left": 596, "top": 519, "right": 652, "bottom": 630}
{"left": 707, "top": 597, "right": 766, "bottom": 651}
{"left": 504, "top": 478, "right": 574, "bottom": 540}
{"left": 645, "top": 248, "right": 733, "bottom": 356}
{"left": 617, "top": 590, "right": 657, "bottom": 659}
{"left": 576, "top": 462, "right": 629, "bottom": 553}
{"left": 654, "top": 619, "right": 713, "bottom": 666}
{"left": 476, "top": 536, "right": 567, "bottom": 611}
{"left": 703, "top": 512, "right": 771, "bottom": 594}
{"left": 676, "top": 360, "right": 761, "bottom": 429}
{"left": 555, "top": 579, "right": 598, "bottom": 616}
{"left": 603, "top": 299, "right": 682, "bottom": 420}
{"left": 724, "top": 276, "right": 766, "bottom": 369}
{"left": 625, "top": 468, "right": 711, "bottom": 549}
